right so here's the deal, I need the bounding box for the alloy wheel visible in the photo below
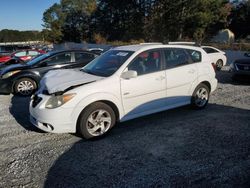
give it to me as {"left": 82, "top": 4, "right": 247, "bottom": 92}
{"left": 86, "top": 109, "right": 112, "bottom": 136}
{"left": 16, "top": 80, "right": 35, "bottom": 96}
{"left": 194, "top": 87, "right": 209, "bottom": 107}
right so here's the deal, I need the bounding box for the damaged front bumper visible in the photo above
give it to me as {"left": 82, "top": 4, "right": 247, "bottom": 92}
{"left": 29, "top": 94, "right": 76, "bottom": 133}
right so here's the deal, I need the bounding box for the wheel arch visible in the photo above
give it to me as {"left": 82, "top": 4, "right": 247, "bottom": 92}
{"left": 75, "top": 100, "right": 121, "bottom": 134}
{"left": 200, "top": 81, "right": 211, "bottom": 92}
{"left": 72, "top": 93, "right": 124, "bottom": 133}
{"left": 98, "top": 100, "right": 120, "bottom": 121}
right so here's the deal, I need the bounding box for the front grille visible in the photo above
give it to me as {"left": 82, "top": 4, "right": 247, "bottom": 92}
{"left": 236, "top": 63, "right": 250, "bottom": 71}
{"left": 32, "top": 94, "right": 42, "bottom": 108}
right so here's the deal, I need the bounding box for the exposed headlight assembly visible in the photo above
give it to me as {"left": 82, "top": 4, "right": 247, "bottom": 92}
{"left": 2, "top": 70, "right": 21, "bottom": 79}
{"left": 45, "top": 93, "right": 76, "bottom": 109}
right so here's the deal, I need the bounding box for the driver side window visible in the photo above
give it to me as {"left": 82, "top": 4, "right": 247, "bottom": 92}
{"left": 128, "top": 50, "right": 161, "bottom": 76}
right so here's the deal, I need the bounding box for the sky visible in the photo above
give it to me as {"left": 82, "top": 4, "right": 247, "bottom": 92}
{"left": 0, "top": 0, "right": 60, "bottom": 31}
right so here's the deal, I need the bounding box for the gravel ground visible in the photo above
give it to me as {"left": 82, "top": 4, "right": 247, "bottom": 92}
{"left": 0, "top": 67, "right": 250, "bottom": 188}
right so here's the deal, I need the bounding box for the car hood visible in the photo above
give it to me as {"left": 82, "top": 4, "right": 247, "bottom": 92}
{"left": 40, "top": 69, "right": 104, "bottom": 94}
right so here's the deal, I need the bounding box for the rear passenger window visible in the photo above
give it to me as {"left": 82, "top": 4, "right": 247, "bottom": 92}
{"left": 203, "top": 47, "right": 218, "bottom": 54}
{"left": 164, "top": 48, "right": 190, "bottom": 68}
{"left": 75, "top": 52, "right": 95, "bottom": 62}
{"left": 128, "top": 50, "right": 161, "bottom": 76}
{"left": 187, "top": 49, "right": 202, "bottom": 63}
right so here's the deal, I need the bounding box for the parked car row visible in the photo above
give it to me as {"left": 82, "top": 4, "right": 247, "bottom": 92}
{"left": 0, "top": 49, "right": 46, "bottom": 64}
{"left": 0, "top": 49, "right": 98, "bottom": 96}
{"left": 1, "top": 43, "right": 249, "bottom": 139}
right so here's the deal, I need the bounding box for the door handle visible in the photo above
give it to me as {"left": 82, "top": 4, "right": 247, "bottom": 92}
{"left": 156, "top": 76, "right": 165, "bottom": 81}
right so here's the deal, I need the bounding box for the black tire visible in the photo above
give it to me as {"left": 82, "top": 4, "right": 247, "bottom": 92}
{"left": 14, "top": 78, "right": 37, "bottom": 96}
{"left": 191, "top": 83, "right": 210, "bottom": 109}
{"left": 77, "top": 102, "right": 116, "bottom": 139}
{"left": 216, "top": 60, "right": 223, "bottom": 71}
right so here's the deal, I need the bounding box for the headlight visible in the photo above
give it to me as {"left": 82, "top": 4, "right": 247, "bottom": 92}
{"left": 2, "top": 70, "right": 21, "bottom": 79}
{"left": 45, "top": 93, "right": 76, "bottom": 109}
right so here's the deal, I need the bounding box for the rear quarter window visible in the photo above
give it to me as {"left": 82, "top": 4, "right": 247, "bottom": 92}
{"left": 203, "top": 47, "right": 219, "bottom": 54}
{"left": 187, "top": 49, "right": 202, "bottom": 63}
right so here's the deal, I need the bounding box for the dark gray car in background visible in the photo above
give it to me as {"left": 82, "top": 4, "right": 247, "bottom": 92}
{"left": 0, "top": 49, "right": 98, "bottom": 96}
{"left": 230, "top": 52, "right": 250, "bottom": 81}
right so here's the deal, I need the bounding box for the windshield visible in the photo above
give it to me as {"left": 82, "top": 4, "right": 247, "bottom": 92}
{"left": 26, "top": 52, "right": 53, "bottom": 66}
{"left": 82, "top": 50, "right": 133, "bottom": 77}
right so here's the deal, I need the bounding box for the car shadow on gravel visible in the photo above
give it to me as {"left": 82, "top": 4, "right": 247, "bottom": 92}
{"left": 9, "top": 95, "right": 42, "bottom": 132}
{"left": 44, "top": 104, "right": 250, "bottom": 187}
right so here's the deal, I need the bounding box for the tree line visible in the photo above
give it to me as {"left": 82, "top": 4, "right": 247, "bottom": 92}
{"left": 0, "top": 30, "right": 43, "bottom": 43}
{"left": 42, "top": 0, "right": 250, "bottom": 43}
{"left": 1, "top": 0, "right": 250, "bottom": 44}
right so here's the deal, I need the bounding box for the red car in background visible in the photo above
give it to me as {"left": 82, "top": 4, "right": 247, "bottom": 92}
{"left": 0, "top": 49, "right": 45, "bottom": 63}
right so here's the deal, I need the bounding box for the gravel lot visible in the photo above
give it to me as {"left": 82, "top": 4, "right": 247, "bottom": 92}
{"left": 0, "top": 66, "right": 250, "bottom": 187}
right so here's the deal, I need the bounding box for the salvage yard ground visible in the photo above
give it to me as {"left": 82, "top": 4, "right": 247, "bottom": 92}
{"left": 0, "top": 67, "right": 250, "bottom": 187}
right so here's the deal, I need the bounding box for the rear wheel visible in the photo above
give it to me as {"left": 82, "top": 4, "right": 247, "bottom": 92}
{"left": 191, "top": 83, "right": 210, "bottom": 109}
{"left": 216, "top": 60, "right": 223, "bottom": 71}
{"left": 77, "top": 102, "right": 116, "bottom": 139}
{"left": 14, "top": 78, "right": 37, "bottom": 96}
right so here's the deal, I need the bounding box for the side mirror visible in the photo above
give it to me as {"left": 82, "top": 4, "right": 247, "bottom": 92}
{"left": 121, "top": 70, "right": 137, "bottom": 79}
{"left": 40, "top": 61, "right": 47, "bottom": 67}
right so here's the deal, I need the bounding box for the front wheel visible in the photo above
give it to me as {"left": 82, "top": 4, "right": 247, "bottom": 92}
{"left": 191, "top": 83, "right": 210, "bottom": 109}
{"left": 14, "top": 78, "right": 37, "bottom": 96}
{"left": 77, "top": 102, "right": 116, "bottom": 139}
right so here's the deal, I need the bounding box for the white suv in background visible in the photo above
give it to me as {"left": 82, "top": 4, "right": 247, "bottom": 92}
{"left": 30, "top": 44, "right": 217, "bottom": 139}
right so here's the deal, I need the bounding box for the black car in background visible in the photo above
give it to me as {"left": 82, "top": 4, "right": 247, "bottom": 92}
{"left": 0, "top": 50, "right": 97, "bottom": 96}
{"left": 230, "top": 52, "right": 250, "bottom": 81}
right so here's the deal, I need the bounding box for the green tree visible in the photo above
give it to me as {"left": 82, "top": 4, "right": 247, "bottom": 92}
{"left": 42, "top": 3, "right": 65, "bottom": 43}
{"left": 145, "top": 0, "right": 231, "bottom": 43}
{"left": 0, "top": 29, "right": 42, "bottom": 42}
{"left": 42, "top": 0, "right": 96, "bottom": 43}
{"left": 42, "top": 0, "right": 232, "bottom": 43}
{"left": 93, "top": 0, "right": 146, "bottom": 41}
{"left": 229, "top": 0, "right": 250, "bottom": 38}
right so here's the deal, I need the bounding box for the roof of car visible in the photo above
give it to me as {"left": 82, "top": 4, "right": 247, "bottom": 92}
{"left": 47, "top": 49, "right": 98, "bottom": 55}
{"left": 114, "top": 43, "right": 204, "bottom": 52}
{"left": 52, "top": 49, "right": 90, "bottom": 53}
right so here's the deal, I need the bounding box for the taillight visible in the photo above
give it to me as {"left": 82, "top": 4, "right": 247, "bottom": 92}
{"left": 211, "top": 63, "right": 216, "bottom": 71}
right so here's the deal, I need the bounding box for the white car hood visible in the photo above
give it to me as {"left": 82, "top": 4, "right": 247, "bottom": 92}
{"left": 40, "top": 69, "right": 103, "bottom": 94}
